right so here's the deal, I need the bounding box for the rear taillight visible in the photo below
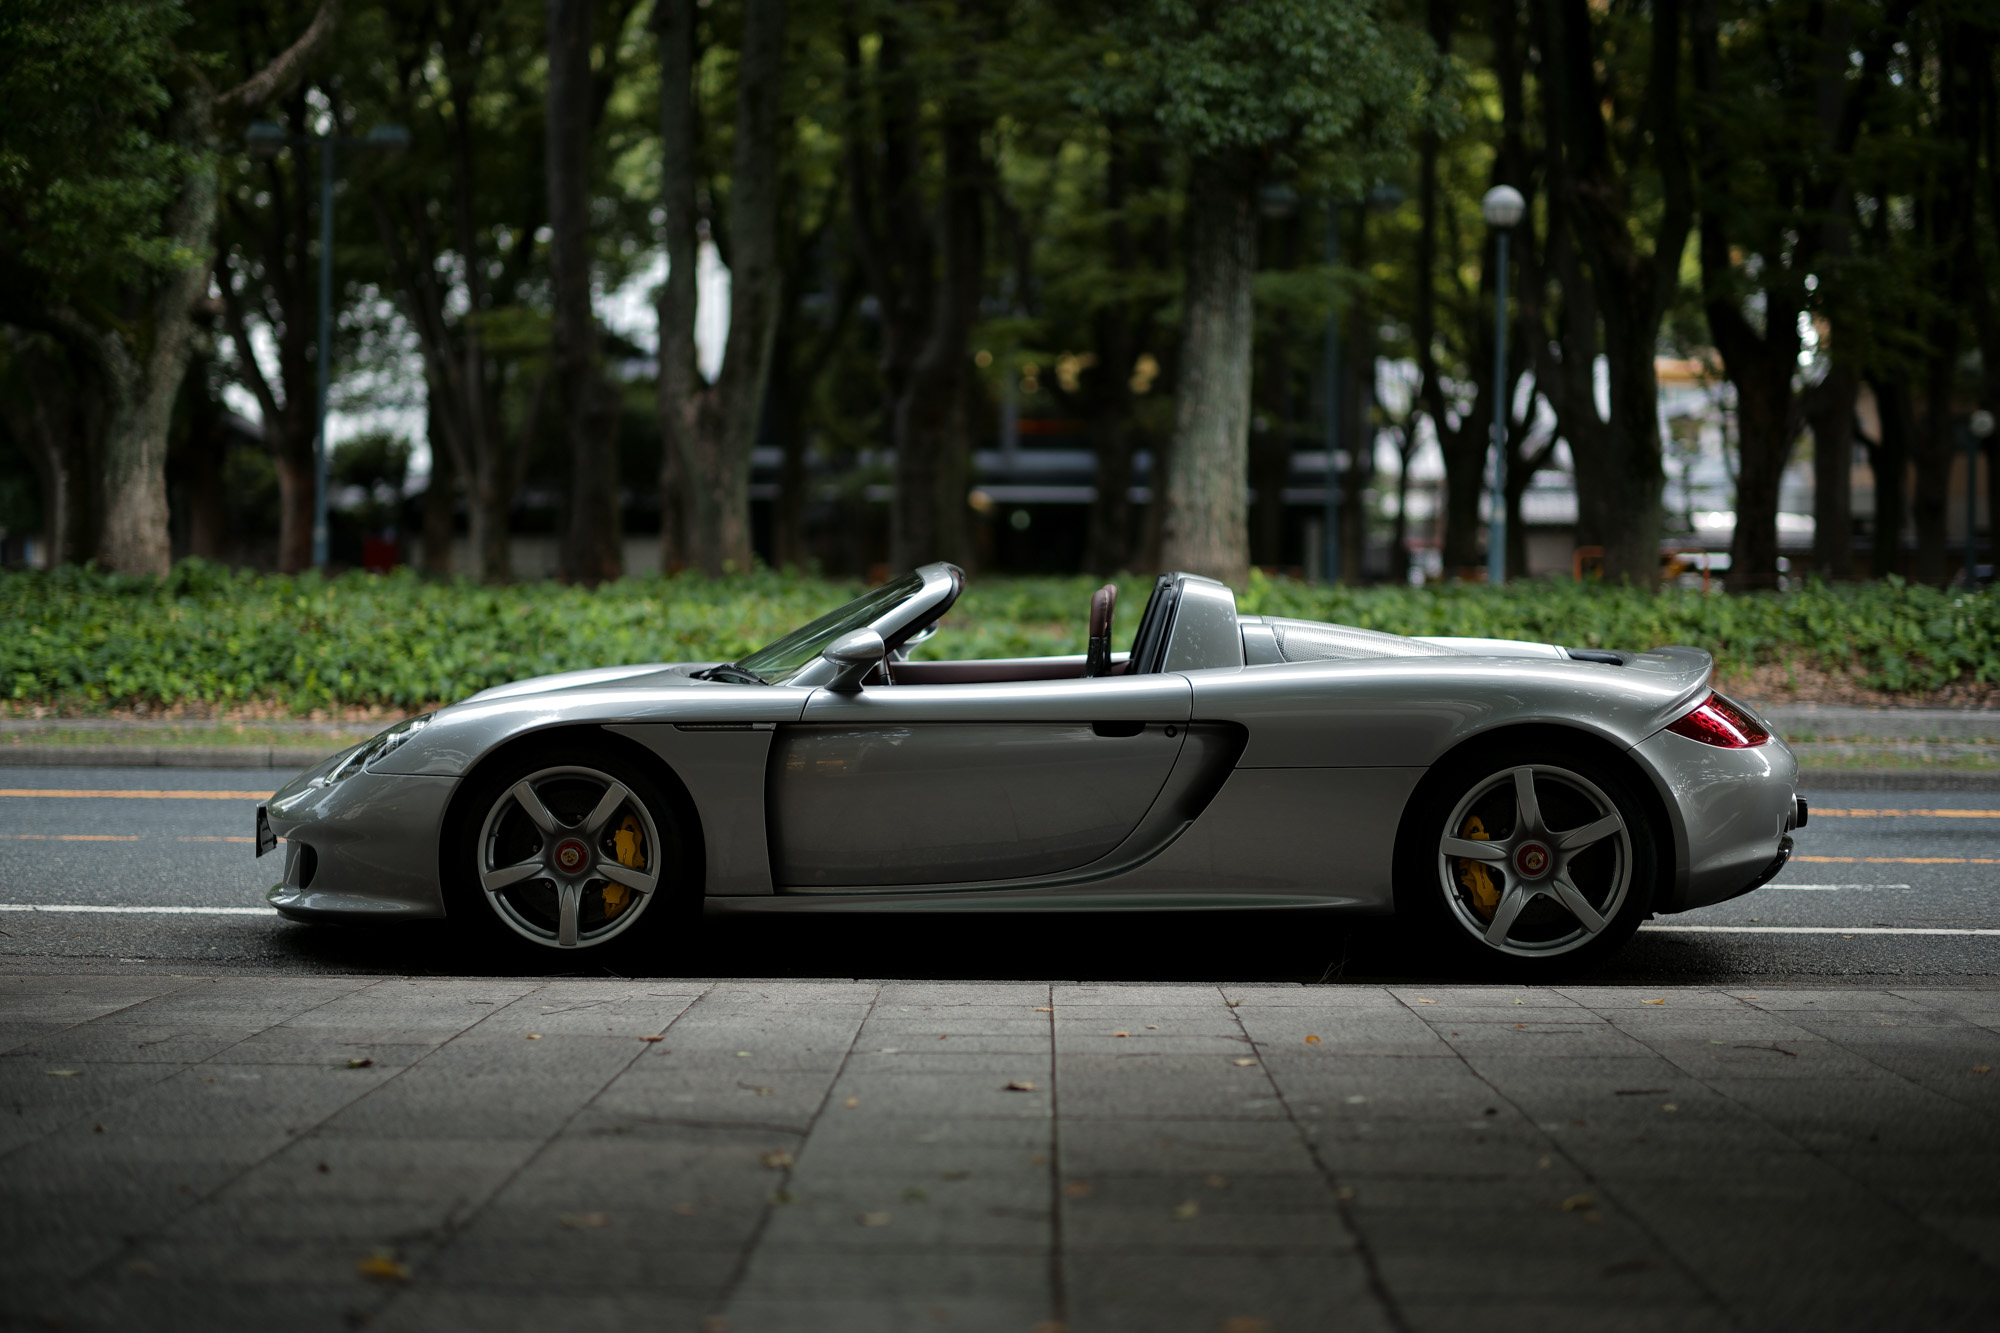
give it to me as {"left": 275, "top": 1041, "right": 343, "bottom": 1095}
{"left": 1666, "top": 692, "right": 1770, "bottom": 748}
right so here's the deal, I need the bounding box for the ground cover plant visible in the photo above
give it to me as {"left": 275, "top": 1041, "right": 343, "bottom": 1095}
{"left": 4, "top": 561, "right": 1996, "bottom": 716}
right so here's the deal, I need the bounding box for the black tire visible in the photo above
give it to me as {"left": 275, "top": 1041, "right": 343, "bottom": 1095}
{"left": 1393, "top": 740, "right": 1659, "bottom": 979}
{"left": 441, "top": 739, "right": 698, "bottom": 970}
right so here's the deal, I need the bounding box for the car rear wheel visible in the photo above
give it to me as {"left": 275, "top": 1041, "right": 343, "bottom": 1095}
{"left": 1397, "top": 744, "right": 1658, "bottom": 976}
{"left": 445, "top": 743, "right": 694, "bottom": 963}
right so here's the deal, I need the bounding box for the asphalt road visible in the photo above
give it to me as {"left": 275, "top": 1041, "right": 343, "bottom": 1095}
{"left": 2, "top": 765, "right": 1997, "bottom": 983}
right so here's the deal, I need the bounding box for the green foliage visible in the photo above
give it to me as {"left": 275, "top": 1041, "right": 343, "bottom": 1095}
{"left": 0, "top": 0, "right": 197, "bottom": 292}
{"left": 6, "top": 564, "right": 2000, "bottom": 715}
{"left": 1091, "top": 0, "right": 1422, "bottom": 178}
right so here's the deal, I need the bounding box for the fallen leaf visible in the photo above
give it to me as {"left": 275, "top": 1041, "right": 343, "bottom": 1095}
{"left": 735, "top": 1051, "right": 751, "bottom": 1058}
{"left": 641, "top": 1036, "right": 665, "bottom": 1043}
{"left": 558, "top": 1212, "right": 611, "bottom": 1229}
{"left": 1975, "top": 1066, "right": 1993, "bottom": 1075}
{"left": 1221, "top": 1319, "right": 1273, "bottom": 1333}
{"left": 844, "top": 1096, "right": 860, "bottom": 1108}
{"left": 92, "top": 1124, "right": 104, "bottom": 1134}
{"left": 346, "top": 1058, "right": 374, "bottom": 1069}
{"left": 1345, "top": 1094, "right": 1367, "bottom": 1105}
{"left": 1146, "top": 1025, "right": 1159, "bottom": 1030}
{"left": 1415, "top": 998, "right": 1436, "bottom": 1005}
{"left": 524, "top": 1034, "right": 542, "bottom": 1041}
{"left": 744, "top": 1086, "right": 774, "bottom": 1097}
{"left": 1034, "top": 1007, "right": 1053, "bottom": 1013}
{"left": 1231, "top": 1058, "right": 1257, "bottom": 1067}
{"left": 1005, "top": 1080, "right": 1038, "bottom": 1092}
{"left": 1064, "top": 1181, "right": 1093, "bottom": 1199}
{"left": 759, "top": 1150, "right": 795, "bottom": 1170}
{"left": 1205, "top": 1173, "right": 1230, "bottom": 1190}
{"left": 1304, "top": 1035, "right": 1321, "bottom": 1045}
{"left": 1643, "top": 999, "right": 1666, "bottom": 1006}
{"left": 1335, "top": 1185, "right": 1356, "bottom": 1201}
{"left": 1561, "top": 1194, "right": 1595, "bottom": 1212}
{"left": 937, "top": 1034, "right": 949, "bottom": 1041}
{"left": 43, "top": 1070, "right": 79, "bottom": 1077}
{"left": 1170, "top": 1199, "right": 1199, "bottom": 1221}
{"left": 767, "top": 1190, "right": 794, "bottom": 1205}
{"left": 699, "top": 1317, "right": 731, "bottom": 1333}
{"left": 1225, "top": 999, "right": 1242, "bottom": 1008}
{"left": 673, "top": 1202, "right": 698, "bottom": 1217}
{"left": 1661, "top": 1104, "right": 1679, "bottom": 1113}
{"left": 1483, "top": 1106, "right": 1498, "bottom": 1116}
{"left": 902, "top": 1187, "right": 929, "bottom": 1202}
{"left": 357, "top": 1250, "right": 410, "bottom": 1282}
{"left": 1536, "top": 1156, "right": 1552, "bottom": 1169}
{"left": 1112, "top": 1031, "right": 1131, "bottom": 1038}
{"left": 1513, "top": 999, "right": 1525, "bottom": 1005}
{"left": 857, "top": 1211, "right": 891, "bottom": 1227}
{"left": 317, "top": 1162, "right": 330, "bottom": 1174}
{"left": 1512, "top": 1023, "right": 1527, "bottom": 1030}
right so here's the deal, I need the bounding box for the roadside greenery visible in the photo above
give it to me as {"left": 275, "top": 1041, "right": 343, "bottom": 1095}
{"left": 4, "top": 562, "right": 1996, "bottom": 714}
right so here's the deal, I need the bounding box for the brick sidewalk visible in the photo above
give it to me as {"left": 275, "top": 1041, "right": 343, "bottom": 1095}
{"left": 4, "top": 975, "right": 1998, "bottom": 1332}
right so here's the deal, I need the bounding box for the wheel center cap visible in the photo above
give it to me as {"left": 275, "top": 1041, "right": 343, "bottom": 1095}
{"left": 1514, "top": 840, "right": 1552, "bottom": 879}
{"left": 553, "top": 837, "right": 590, "bottom": 876}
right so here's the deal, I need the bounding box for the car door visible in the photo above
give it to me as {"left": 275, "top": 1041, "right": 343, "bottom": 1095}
{"left": 767, "top": 673, "right": 1193, "bottom": 888}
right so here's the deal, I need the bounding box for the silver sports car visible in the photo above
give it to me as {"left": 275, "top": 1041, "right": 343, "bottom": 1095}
{"left": 260, "top": 563, "right": 1804, "bottom": 975}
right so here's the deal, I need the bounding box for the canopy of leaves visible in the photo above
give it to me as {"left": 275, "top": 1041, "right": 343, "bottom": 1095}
{"left": 0, "top": 0, "right": 197, "bottom": 294}
{"left": 1091, "top": 0, "right": 1423, "bottom": 175}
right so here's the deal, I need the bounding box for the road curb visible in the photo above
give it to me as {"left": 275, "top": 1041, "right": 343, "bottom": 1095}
{"left": 0, "top": 745, "right": 329, "bottom": 770}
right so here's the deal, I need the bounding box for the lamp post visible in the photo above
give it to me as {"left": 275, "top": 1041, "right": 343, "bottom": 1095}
{"left": 1970, "top": 409, "right": 1997, "bottom": 587}
{"left": 1481, "top": 185, "right": 1525, "bottom": 586}
{"left": 245, "top": 120, "right": 410, "bottom": 569}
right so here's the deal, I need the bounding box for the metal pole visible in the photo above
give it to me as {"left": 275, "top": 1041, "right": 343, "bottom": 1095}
{"left": 1968, "top": 422, "right": 1980, "bottom": 588}
{"left": 1322, "top": 199, "right": 1341, "bottom": 584}
{"left": 1487, "top": 226, "right": 1510, "bottom": 586}
{"left": 313, "top": 137, "right": 333, "bottom": 569}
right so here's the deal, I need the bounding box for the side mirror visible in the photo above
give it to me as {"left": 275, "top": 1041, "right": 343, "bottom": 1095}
{"left": 823, "top": 628, "right": 885, "bottom": 693}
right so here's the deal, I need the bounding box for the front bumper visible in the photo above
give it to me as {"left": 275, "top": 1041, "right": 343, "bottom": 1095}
{"left": 1632, "top": 729, "right": 1801, "bottom": 913}
{"left": 264, "top": 766, "right": 457, "bottom": 921}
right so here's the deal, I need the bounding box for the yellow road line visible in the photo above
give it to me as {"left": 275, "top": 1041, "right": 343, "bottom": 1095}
{"left": 0, "top": 789, "right": 270, "bottom": 800}
{"left": 178, "top": 836, "right": 256, "bottom": 843}
{"left": 1815, "top": 809, "right": 2000, "bottom": 818}
{"left": 0, "top": 834, "right": 141, "bottom": 841}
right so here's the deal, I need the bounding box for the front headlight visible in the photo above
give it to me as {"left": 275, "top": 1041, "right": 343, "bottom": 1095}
{"left": 328, "top": 713, "right": 433, "bottom": 782}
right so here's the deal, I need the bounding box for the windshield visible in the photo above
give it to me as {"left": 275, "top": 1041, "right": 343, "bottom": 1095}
{"left": 731, "top": 571, "right": 928, "bottom": 685}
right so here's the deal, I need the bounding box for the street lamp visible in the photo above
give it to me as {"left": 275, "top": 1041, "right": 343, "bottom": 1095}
{"left": 1970, "top": 408, "right": 1996, "bottom": 587}
{"left": 1481, "top": 184, "right": 1525, "bottom": 586}
{"left": 245, "top": 119, "right": 410, "bottom": 569}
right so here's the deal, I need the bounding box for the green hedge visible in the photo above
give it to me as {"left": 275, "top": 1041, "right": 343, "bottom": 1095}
{"left": 2, "top": 561, "right": 1994, "bottom": 713}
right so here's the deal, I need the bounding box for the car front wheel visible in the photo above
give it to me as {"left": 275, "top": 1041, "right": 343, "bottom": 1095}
{"left": 445, "top": 742, "right": 693, "bottom": 963}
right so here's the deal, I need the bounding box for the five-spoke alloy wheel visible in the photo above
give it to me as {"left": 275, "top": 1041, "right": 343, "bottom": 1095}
{"left": 446, "top": 742, "right": 689, "bottom": 961}
{"left": 1397, "top": 743, "right": 1658, "bottom": 975}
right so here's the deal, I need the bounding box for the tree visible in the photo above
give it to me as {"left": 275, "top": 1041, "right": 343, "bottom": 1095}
{"left": 656, "top": 0, "right": 788, "bottom": 576}
{"left": 360, "top": 0, "right": 549, "bottom": 582}
{"left": 1096, "top": 0, "right": 1418, "bottom": 587}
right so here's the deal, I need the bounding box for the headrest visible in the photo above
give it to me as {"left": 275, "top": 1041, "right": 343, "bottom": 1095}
{"left": 1089, "top": 583, "right": 1117, "bottom": 640}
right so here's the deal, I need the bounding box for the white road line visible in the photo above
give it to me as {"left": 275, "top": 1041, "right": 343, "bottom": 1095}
{"left": 0, "top": 904, "right": 266, "bottom": 916}
{"left": 1644, "top": 924, "right": 2000, "bottom": 936}
{"left": 1767, "top": 884, "right": 1912, "bottom": 891}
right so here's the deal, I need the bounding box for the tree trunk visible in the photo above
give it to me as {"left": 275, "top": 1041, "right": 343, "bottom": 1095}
{"left": 1720, "top": 359, "right": 1795, "bottom": 592}
{"left": 547, "top": 0, "right": 621, "bottom": 583}
{"left": 1160, "top": 155, "right": 1256, "bottom": 587}
{"left": 422, "top": 409, "right": 456, "bottom": 576}
{"left": 1807, "top": 362, "right": 1857, "bottom": 578}
{"left": 1867, "top": 378, "right": 1910, "bottom": 578}
{"left": 656, "top": 0, "right": 786, "bottom": 577}
{"left": 1911, "top": 355, "right": 1957, "bottom": 584}
{"left": 91, "top": 90, "right": 217, "bottom": 576}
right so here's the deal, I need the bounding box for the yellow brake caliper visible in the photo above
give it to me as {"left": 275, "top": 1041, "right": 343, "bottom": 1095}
{"left": 604, "top": 813, "right": 645, "bottom": 918}
{"left": 1456, "top": 814, "right": 1501, "bottom": 920}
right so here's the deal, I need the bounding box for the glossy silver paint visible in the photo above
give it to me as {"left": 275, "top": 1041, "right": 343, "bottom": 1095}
{"left": 260, "top": 561, "right": 1801, "bottom": 937}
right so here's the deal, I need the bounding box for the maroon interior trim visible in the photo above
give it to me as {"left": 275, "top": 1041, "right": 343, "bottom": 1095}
{"left": 891, "top": 655, "right": 1130, "bottom": 685}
